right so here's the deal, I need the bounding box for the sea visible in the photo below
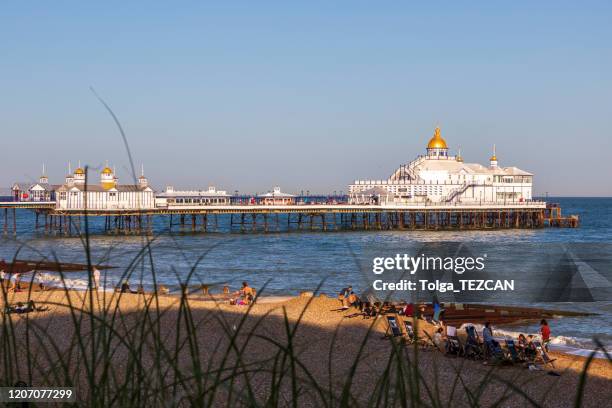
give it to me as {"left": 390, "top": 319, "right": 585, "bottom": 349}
{"left": 1, "top": 197, "right": 611, "bottom": 358}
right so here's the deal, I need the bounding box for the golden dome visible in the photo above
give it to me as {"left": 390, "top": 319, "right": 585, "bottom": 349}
{"left": 101, "top": 167, "right": 113, "bottom": 175}
{"left": 427, "top": 127, "right": 448, "bottom": 149}
{"left": 74, "top": 167, "right": 85, "bottom": 175}
{"left": 490, "top": 155, "right": 497, "bottom": 161}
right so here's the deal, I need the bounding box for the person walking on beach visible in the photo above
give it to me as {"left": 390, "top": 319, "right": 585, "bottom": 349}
{"left": 11, "top": 272, "right": 21, "bottom": 292}
{"left": 540, "top": 319, "right": 551, "bottom": 352}
{"left": 92, "top": 268, "right": 101, "bottom": 290}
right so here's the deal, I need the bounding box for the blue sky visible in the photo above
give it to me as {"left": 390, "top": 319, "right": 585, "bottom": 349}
{"left": 1, "top": 1, "right": 611, "bottom": 195}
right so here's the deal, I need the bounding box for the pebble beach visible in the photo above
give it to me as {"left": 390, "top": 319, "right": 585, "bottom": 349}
{"left": 1, "top": 289, "right": 611, "bottom": 407}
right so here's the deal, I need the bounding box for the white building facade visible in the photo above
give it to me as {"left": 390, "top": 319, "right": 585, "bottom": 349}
{"left": 56, "top": 165, "right": 155, "bottom": 210}
{"left": 349, "top": 127, "right": 534, "bottom": 205}
{"left": 155, "top": 186, "right": 230, "bottom": 207}
{"left": 258, "top": 187, "right": 295, "bottom": 205}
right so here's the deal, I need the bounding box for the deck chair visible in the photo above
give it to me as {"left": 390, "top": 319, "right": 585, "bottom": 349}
{"left": 446, "top": 326, "right": 463, "bottom": 357}
{"left": 385, "top": 315, "right": 403, "bottom": 338}
{"left": 533, "top": 340, "right": 556, "bottom": 368}
{"left": 505, "top": 339, "right": 523, "bottom": 363}
{"left": 464, "top": 325, "right": 484, "bottom": 360}
{"left": 485, "top": 339, "right": 509, "bottom": 364}
{"left": 403, "top": 321, "right": 431, "bottom": 348}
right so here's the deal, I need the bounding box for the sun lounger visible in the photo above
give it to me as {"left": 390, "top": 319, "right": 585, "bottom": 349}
{"left": 532, "top": 340, "right": 556, "bottom": 368}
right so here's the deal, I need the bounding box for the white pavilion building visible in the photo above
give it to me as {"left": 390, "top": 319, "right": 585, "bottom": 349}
{"left": 56, "top": 164, "right": 155, "bottom": 210}
{"left": 348, "top": 127, "right": 534, "bottom": 205}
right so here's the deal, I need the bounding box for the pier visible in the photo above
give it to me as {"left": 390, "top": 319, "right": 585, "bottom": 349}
{"left": 0, "top": 201, "right": 577, "bottom": 236}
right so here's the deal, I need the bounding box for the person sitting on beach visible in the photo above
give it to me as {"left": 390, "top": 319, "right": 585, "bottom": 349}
{"left": 517, "top": 333, "right": 528, "bottom": 356}
{"left": 7, "top": 300, "right": 49, "bottom": 314}
{"left": 338, "top": 286, "right": 352, "bottom": 308}
{"left": 483, "top": 322, "right": 499, "bottom": 349}
{"left": 433, "top": 327, "right": 446, "bottom": 352}
{"left": 345, "top": 301, "right": 373, "bottom": 319}
{"left": 540, "top": 319, "right": 551, "bottom": 352}
{"left": 417, "top": 305, "right": 427, "bottom": 320}
{"left": 362, "top": 302, "right": 378, "bottom": 318}
{"left": 523, "top": 335, "right": 537, "bottom": 360}
{"left": 516, "top": 333, "right": 531, "bottom": 359}
{"left": 400, "top": 303, "right": 414, "bottom": 317}
{"left": 120, "top": 281, "right": 136, "bottom": 294}
{"left": 347, "top": 291, "right": 361, "bottom": 309}
{"left": 235, "top": 281, "right": 255, "bottom": 305}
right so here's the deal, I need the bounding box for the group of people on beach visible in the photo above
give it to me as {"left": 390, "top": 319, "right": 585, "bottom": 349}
{"left": 432, "top": 319, "right": 553, "bottom": 365}
{"left": 0, "top": 267, "right": 23, "bottom": 292}
{"left": 337, "top": 286, "right": 554, "bottom": 366}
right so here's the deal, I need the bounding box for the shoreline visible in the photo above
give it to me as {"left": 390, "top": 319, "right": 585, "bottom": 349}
{"left": 2, "top": 288, "right": 610, "bottom": 360}
{"left": 3, "top": 280, "right": 610, "bottom": 359}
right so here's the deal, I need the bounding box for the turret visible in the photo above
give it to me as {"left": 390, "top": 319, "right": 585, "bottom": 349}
{"left": 138, "top": 164, "right": 148, "bottom": 188}
{"left": 426, "top": 127, "right": 449, "bottom": 158}
{"left": 100, "top": 161, "right": 116, "bottom": 190}
{"left": 490, "top": 145, "right": 498, "bottom": 168}
{"left": 73, "top": 160, "right": 86, "bottom": 184}
{"left": 65, "top": 162, "right": 74, "bottom": 184}
{"left": 39, "top": 164, "right": 48, "bottom": 184}
{"left": 456, "top": 147, "right": 464, "bottom": 163}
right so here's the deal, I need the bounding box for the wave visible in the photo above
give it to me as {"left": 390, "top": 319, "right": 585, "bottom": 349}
{"left": 34, "top": 272, "right": 91, "bottom": 290}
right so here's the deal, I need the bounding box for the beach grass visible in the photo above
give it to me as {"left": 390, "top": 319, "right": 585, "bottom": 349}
{"left": 1, "top": 228, "right": 612, "bottom": 407}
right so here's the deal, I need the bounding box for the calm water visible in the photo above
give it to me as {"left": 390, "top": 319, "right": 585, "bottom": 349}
{"left": 1, "top": 197, "right": 611, "bottom": 353}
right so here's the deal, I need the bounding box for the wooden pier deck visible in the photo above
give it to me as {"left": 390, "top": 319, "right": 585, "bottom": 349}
{"left": 0, "top": 201, "right": 578, "bottom": 235}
